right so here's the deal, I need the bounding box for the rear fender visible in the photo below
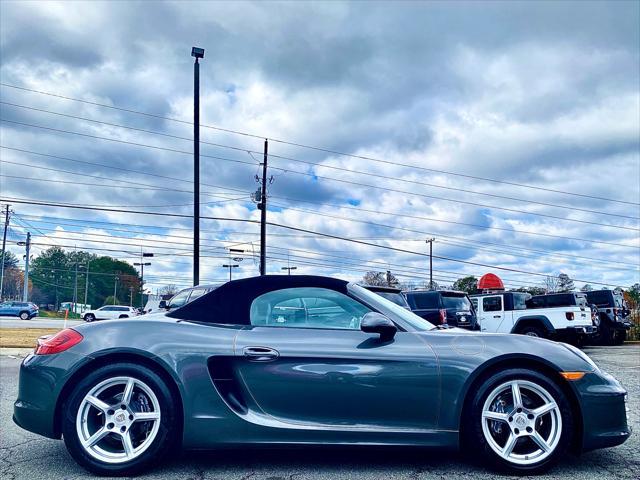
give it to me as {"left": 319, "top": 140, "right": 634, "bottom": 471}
{"left": 511, "top": 315, "right": 555, "bottom": 334}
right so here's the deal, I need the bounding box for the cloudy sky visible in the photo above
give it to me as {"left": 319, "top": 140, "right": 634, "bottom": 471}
{"left": 1, "top": 0, "right": 638, "bottom": 294}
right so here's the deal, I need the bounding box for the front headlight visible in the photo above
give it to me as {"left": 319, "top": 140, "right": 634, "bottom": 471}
{"left": 564, "top": 343, "right": 600, "bottom": 372}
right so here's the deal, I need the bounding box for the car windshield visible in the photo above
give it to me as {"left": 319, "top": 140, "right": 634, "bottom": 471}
{"left": 441, "top": 294, "right": 471, "bottom": 310}
{"left": 349, "top": 283, "right": 436, "bottom": 331}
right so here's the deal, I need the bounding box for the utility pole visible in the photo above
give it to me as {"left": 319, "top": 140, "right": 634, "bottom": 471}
{"left": 113, "top": 274, "right": 118, "bottom": 305}
{"left": 426, "top": 238, "right": 435, "bottom": 289}
{"left": 222, "top": 263, "right": 239, "bottom": 281}
{"left": 129, "top": 287, "right": 134, "bottom": 307}
{"left": 134, "top": 261, "right": 151, "bottom": 308}
{"left": 18, "top": 232, "right": 31, "bottom": 302}
{"left": 73, "top": 259, "right": 79, "bottom": 315}
{"left": 259, "top": 139, "right": 269, "bottom": 275}
{"left": 191, "top": 46, "right": 204, "bottom": 287}
{"left": 0, "top": 204, "right": 10, "bottom": 300}
{"left": 83, "top": 261, "right": 90, "bottom": 308}
{"left": 281, "top": 266, "right": 297, "bottom": 275}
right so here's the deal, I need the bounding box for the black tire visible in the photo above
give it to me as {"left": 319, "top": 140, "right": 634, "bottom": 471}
{"left": 62, "top": 362, "right": 178, "bottom": 476}
{"left": 19, "top": 311, "right": 29, "bottom": 320}
{"left": 594, "top": 322, "right": 617, "bottom": 346}
{"left": 465, "top": 368, "right": 573, "bottom": 475}
{"left": 612, "top": 329, "right": 626, "bottom": 346}
{"left": 84, "top": 314, "right": 95, "bottom": 322}
{"left": 519, "top": 325, "right": 547, "bottom": 339}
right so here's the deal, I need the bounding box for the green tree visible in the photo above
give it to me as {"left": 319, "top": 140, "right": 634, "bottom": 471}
{"left": 1, "top": 250, "right": 19, "bottom": 270}
{"left": 362, "top": 271, "right": 399, "bottom": 287}
{"left": 557, "top": 273, "right": 574, "bottom": 292}
{"left": 452, "top": 276, "right": 478, "bottom": 294}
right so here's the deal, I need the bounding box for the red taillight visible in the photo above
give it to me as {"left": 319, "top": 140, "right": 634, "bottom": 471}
{"left": 35, "top": 329, "right": 83, "bottom": 355}
{"left": 613, "top": 308, "right": 618, "bottom": 316}
{"left": 439, "top": 309, "right": 447, "bottom": 324}
{"left": 565, "top": 312, "right": 574, "bottom": 321}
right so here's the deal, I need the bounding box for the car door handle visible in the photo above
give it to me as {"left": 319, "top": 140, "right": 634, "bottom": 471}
{"left": 243, "top": 346, "right": 279, "bottom": 362}
{"left": 493, "top": 315, "right": 501, "bottom": 318}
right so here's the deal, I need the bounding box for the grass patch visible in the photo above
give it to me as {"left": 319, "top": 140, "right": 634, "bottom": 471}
{"left": 0, "top": 328, "right": 61, "bottom": 348}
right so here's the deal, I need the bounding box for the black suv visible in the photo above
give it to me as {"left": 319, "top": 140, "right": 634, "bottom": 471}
{"left": 404, "top": 290, "right": 478, "bottom": 329}
{"left": 361, "top": 285, "right": 411, "bottom": 310}
{"left": 585, "top": 290, "right": 631, "bottom": 345}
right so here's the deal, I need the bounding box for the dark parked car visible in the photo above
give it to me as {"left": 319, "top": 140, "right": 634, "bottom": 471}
{"left": 362, "top": 285, "right": 410, "bottom": 309}
{"left": 159, "top": 284, "right": 218, "bottom": 311}
{"left": 404, "top": 289, "right": 478, "bottom": 329}
{"left": 526, "top": 293, "right": 588, "bottom": 309}
{"left": 0, "top": 301, "right": 39, "bottom": 320}
{"left": 585, "top": 290, "right": 632, "bottom": 345}
{"left": 14, "top": 276, "right": 630, "bottom": 476}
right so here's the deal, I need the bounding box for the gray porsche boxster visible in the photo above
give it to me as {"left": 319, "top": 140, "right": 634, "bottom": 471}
{"left": 14, "top": 275, "right": 630, "bottom": 476}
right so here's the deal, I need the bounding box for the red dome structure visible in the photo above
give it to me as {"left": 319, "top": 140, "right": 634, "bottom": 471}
{"left": 478, "top": 273, "right": 504, "bottom": 291}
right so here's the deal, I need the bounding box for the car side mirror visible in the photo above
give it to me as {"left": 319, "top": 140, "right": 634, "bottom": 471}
{"left": 158, "top": 300, "right": 168, "bottom": 310}
{"left": 361, "top": 312, "right": 397, "bottom": 342}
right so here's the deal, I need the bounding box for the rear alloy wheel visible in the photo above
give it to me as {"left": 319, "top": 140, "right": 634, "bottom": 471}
{"left": 19, "top": 311, "right": 29, "bottom": 320}
{"left": 62, "top": 363, "right": 177, "bottom": 476}
{"left": 84, "top": 314, "right": 95, "bottom": 322}
{"left": 468, "top": 369, "right": 572, "bottom": 474}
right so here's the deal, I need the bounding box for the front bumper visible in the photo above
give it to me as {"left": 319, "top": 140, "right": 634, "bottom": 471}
{"left": 576, "top": 371, "right": 631, "bottom": 451}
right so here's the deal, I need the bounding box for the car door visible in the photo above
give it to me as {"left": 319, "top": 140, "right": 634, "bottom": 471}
{"left": 96, "top": 307, "right": 111, "bottom": 320}
{"left": 0, "top": 302, "right": 11, "bottom": 315}
{"left": 233, "top": 286, "right": 440, "bottom": 430}
{"left": 479, "top": 295, "right": 505, "bottom": 332}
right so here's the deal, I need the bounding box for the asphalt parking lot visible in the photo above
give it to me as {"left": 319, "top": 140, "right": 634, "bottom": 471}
{"left": 1, "top": 345, "right": 638, "bottom": 480}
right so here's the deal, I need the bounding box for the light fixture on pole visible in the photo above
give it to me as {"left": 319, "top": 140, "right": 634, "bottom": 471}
{"left": 281, "top": 266, "right": 297, "bottom": 275}
{"left": 222, "top": 264, "right": 239, "bottom": 281}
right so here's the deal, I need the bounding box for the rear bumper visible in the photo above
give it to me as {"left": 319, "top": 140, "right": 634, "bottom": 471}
{"left": 13, "top": 351, "right": 86, "bottom": 439}
{"left": 556, "top": 325, "right": 595, "bottom": 341}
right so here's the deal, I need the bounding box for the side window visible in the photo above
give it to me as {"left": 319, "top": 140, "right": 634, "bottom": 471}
{"left": 483, "top": 296, "right": 503, "bottom": 312}
{"left": 168, "top": 290, "right": 191, "bottom": 309}
{"left": 188, "top": 288, "right": 206, "bottom": 302}
{"left": 250, "top": 287, "right": 371, "bottom": 330}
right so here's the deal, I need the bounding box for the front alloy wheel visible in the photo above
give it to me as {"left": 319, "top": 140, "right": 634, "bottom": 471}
{"left": 481, "top": 380, "right": 562, "bottom": 465}
{"left": 467, "top": 369, "right": 572, "bottom": 474}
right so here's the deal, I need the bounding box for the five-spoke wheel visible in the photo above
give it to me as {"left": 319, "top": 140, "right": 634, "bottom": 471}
{"left": 76, "top": 377, "right": 161, "bottom": 464}
{"left": 481, "top": 380, "right": 562, "bottom": 465}
{"left": 62, "top": 363, "right": 177, "bottom": 476}
{"left": 467, "top": 368, "right": 572, "bottom": 474}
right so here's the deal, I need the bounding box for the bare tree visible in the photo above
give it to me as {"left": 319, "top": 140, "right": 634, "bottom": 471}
{"left": 543, "top": 276, "right": 559, "bottom": 293}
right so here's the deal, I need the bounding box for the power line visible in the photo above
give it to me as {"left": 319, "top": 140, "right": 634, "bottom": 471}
{"left": 17, "top": 213, "right": 639, "bottom": 272}
{"left": 2, "top": 197, "right": 630, "bottom": 286}
{"left": 2, "top": 82, "right": 636, "bottom": 206}
{"left": 3, "top": 100, "right": 636, "bottom": 220}
{"left": 3, "top": 118, "right": 637, "bottom": 231}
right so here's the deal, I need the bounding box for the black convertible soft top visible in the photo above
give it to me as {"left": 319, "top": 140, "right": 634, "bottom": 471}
{"left": 167, "top": 275, "right": 349, "bottom": 325}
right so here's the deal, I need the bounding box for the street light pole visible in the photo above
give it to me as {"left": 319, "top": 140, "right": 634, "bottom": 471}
{"left": 83, "top": 261, "right": 90, "bottom": 308}
{"left": 426, "top": 238, "right": 435, "bottom": 289}
{"left": 192, "top": 46, "right": 204, "bottom": 287}
{"left": 134, "top": 261, "right": 152, "bottom": 308}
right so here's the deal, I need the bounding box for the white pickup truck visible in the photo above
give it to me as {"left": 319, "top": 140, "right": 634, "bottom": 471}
{"left": 470, "top": 292, "right": 595, "bottom": 345}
